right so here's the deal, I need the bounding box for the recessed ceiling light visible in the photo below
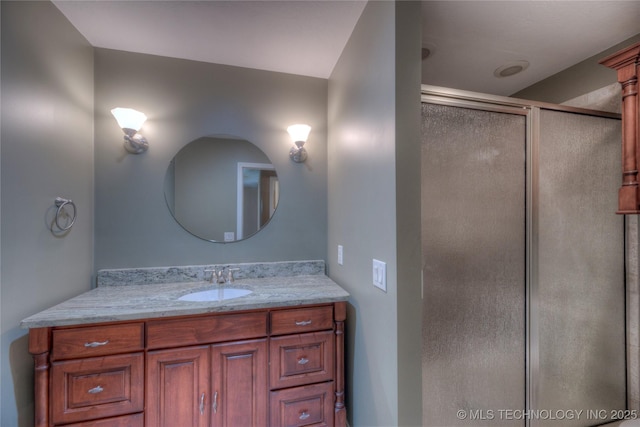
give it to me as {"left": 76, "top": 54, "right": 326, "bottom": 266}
{"left": 494, "top": 60, "right": 530, "bottom": 78}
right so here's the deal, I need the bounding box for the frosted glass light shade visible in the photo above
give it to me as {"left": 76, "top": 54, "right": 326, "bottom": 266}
{"left": 287, "top": 124, "right": 311, "bottom": 143}
{"left": 111, "top": 108, "right": 147, "bottom": 131}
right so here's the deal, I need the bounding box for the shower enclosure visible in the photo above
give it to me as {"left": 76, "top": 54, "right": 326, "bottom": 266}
{"left": 421, "top": 87, "right": 625, "bottom": 427}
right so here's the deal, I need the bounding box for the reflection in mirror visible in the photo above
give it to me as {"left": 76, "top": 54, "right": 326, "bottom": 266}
{"left": 237, "top": 162, "right": 278, "bottom": 240}
{"left": 164, "top": 136, "right": 279, "bottom": 242}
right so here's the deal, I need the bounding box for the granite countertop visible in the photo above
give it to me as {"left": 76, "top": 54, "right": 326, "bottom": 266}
{"left": 21, "top": 261, "right": 349, "bottom": 329}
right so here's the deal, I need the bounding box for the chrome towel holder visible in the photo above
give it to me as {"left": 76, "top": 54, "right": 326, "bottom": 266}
{"left": 54, "top": 197, "right": 76, "bottom": 231}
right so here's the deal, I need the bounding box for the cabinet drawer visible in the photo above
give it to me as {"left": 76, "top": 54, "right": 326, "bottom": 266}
{"left": 51, "top": 353, "right": 144, "bottom": 425}
{"left": 62, "top": 412, "right": 143, "bottom": 427}
{"left": 270, "top": 306, "right": 333, "bottom": 335}
{"left": 270, "top": 331, "right": 334, "bottom": 390}
{"left": 270, "top": 382, "right": 334, "bottom": 427}
{"left": 51, "top": 323, "right": 144, "bottom": 360}
{"left": 147, "top": 311, "right": 267, "bottom": 349}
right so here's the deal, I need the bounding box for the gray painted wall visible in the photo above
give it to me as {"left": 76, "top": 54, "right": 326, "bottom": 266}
{"left": 394, "top": 3, "right": 423, "bottom": 425}
{"left": 327, "top": 2, "right": 422, "bottom": 426}
{"left": 513, "top": 33, "right": 640, "bottom": 103}
{"left": 0, "top": 2, "right": 94, "bottom": 426}
{"left": 94, "top": 48, "right": 328, "bottom": 270}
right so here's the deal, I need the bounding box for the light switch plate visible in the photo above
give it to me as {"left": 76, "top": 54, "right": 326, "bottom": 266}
{"left": 338, "top": 245, "right": 344, "bottom": 265}
{"left": 373, "top": 259, "right": 386, "bottom": 292}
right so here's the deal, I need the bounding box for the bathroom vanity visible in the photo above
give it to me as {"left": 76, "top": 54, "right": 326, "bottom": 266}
{"left": 21, "top": 261, "right": 349, "bottom": 427}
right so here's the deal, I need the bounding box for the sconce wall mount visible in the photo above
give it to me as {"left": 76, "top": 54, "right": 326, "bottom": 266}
{"left": 111, "top": 107, "right": 148, "bottom": 154}
{"left": 288, "top": 124, "right": 311, "bottom": 163}
{"left": 290, "top": 140, "right": 307, "bottom": 163}
{"left": 121, "top": 128, "right": 148, "bottom": 154}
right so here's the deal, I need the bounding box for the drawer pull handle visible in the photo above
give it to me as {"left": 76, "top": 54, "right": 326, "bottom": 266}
{"left": 298, "top": 357, "right": 309, "bottom": 365}
{"left": 299, "top": 411, "right": 310, "bottom": 420}
{"left": 199, "top": 392, "right": 205, "bottom": 415}
{"left": 213, "top": 391, "right": 218, "bottom": 414}
{"left": 88, "top": 386, "right": 104, "bottom": 394}
{"left": 295, "top": 320, "right": 312, "bottom": 326}
{"left": 84, "top": 340, "right": 109, "bottom": 348}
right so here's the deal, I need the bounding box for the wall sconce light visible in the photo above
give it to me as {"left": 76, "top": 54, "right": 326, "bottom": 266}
{"left": 111, "top": 107, "right": 149, "bottom": 154}
{"left": 288, "top": 124, "right": 311, "bottom": 163}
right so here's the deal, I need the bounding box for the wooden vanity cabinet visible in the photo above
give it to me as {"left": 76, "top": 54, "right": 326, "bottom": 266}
{"left": 28, "top": 301, "right": 346, "bottom": 427}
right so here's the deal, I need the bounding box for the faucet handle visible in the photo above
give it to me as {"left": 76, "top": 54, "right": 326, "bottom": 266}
{"left": 204, "top": 268, "right": 216, "bottom": 283}
{"left": 227, "top": 268, "right": 240, "bottom": 283}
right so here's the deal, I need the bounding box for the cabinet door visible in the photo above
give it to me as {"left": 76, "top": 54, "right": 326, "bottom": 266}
{"left": 210, "top": 339, "right": 267, "bottom": 427}
{"left": 146, "top": 346, "right": 210, "bottom": 427}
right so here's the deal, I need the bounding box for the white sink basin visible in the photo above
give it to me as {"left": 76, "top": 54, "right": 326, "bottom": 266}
{"left": 178, "top": 287, "right": 252, "bottom": 302}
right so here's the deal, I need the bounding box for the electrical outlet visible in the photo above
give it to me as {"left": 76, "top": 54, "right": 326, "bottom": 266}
{"left": 338, "top": 245, "right": 344, "bottom": 265}
{"left": 373, "top": 259, "right": 386, "bottom": 292}
{"left": 224, "top": 232, "right": 235, "bottom": 242}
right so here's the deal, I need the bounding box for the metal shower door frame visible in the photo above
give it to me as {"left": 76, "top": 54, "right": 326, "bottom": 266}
{"left": 421, "top": 84, "right": 622, "bottom": 427}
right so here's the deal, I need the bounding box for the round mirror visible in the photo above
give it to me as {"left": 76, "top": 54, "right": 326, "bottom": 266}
{"left": 164, "top": 136, "right": 279, "bottom": 242}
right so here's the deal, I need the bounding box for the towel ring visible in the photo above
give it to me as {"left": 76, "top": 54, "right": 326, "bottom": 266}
{"left": 54, "top": 197, "right": 76, "bottom": 231}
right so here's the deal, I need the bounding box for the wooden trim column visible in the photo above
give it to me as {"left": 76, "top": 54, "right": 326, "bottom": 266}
{"left": 334, "top": 301, "right": 347, "bottom": 427}
{"left": 600, "top": 42, "right": 640, "bottom": 214}
{"left": 29, "top": 328, "right": 51, "bottom": 427}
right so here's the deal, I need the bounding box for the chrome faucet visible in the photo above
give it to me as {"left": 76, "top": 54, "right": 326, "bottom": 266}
{"left": 216, "top": 269, "right": 226, "bottom": 284}
{"left": 204, "top": 267, "right": 239, "bottom": 284}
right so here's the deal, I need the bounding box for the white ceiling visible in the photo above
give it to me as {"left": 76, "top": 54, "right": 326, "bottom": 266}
{"left": 422, "top": 1, "right": 640, "bottom": 95}
{"left": 52, "top": 0, "right": 640, "bottom": 96}
{"left": 52, "top": 0, "right": 367, "bottom": 80}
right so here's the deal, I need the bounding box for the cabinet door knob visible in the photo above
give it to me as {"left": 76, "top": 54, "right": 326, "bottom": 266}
{"left": 299, "top": 411, "right": 310, "bottom": 420}
{"left": 88, "top": 385, "right": 104, "bottom": 394}
{"left": 84, "top": 340, "right": 109, "bottom": 348}
{"left": 295, "top": 320, "right": 312, "bottom": 326}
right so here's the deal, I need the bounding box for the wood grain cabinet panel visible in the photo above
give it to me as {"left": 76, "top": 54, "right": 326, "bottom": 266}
{"left": 50, "top": 353, "right": 143, "bottom": 425}
{"left": 599, "top": 42, "right": 640, "bottom": 213}
{"left": 62, "top": 413, "right": 144, "bottom": 427}
{"left": 147, "top": 312, "right": 267, "bottom": 349}
{"left": 210, "top": 339, "right": 268, "bottom": 427}
{"left": 146, "top": 346, "right": 210, "bottom": 427}
{"left": 270, "top": 306, "right": 334, "bottom": 335}
{"left": 270, "top": 382, "right": 335, "bottom": 427}
{"left": 51, "top": 323, "right": 144, "bottom": 360}
{"left": 270, "top": 331, "right": 334, "bottom": 390}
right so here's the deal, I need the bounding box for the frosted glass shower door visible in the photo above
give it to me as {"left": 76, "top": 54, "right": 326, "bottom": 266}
{"left": 422, "top": 103, "right": 527, "bottom": 427}
{"left": 421, "top": 96, "right": 626, "bottom": 427}
{"left": 533, "top": 109, "right": 625, "bottom": 426}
